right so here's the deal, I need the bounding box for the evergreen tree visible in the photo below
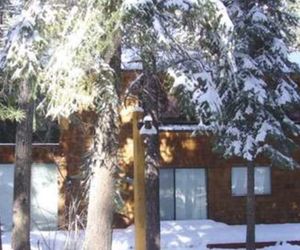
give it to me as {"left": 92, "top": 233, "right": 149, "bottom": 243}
{"left": 123, "top": 1, "right": 233, "bottom": 249}
{"left": 167, "top": 1, "right": 300, "bottom": 250}
{"left": 123, "top": 3, "right": 168, "bottom": 249}
{"left": 123, "top": 0, "right": 235, "bottom": 131}
{"left": 1, "top": 1, "right": 123, "bottom": 249}
{"left": 0, "top": 1, "right": 63, "bottom": 249}
{"left": 220, "top": 1, "right": 300, "bottom": 249}
{"left": 0, "top": 0, "right": 25, "bottom": 121}
{"left": 40, "top": 1, "right": 122, "bottom": 249}
{"left": 289, "top": 1, "right": 300, "bottom": 48}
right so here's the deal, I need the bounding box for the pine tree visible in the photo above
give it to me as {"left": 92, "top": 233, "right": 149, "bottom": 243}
{"left": 0, "top": 2, "right": 18, "bottom": 249}
{"left": 40, "top": 1, "right": 122, "bottom": 249}
{"left": 0, "top": 0, "right": 25, "bottom": 121}
{"left": 0, "top": 1, "right": 63, "bottom": 249}
{"left": 123, "top": 1, "right": 233, "bottom": 249}
{"left": 289, "top": 1, "right": 300, "bottom": 48}
{"left": 219, "top": 1, "right": 300, "bottom": 249}
{"left": 167, "top": 1, "right": 300, "bottom": 250}
{"left": 1, "top": 1, "right": 123, "bottom": 249}
{"left": 124, "top": 0, "right": 235, "bottom": 131}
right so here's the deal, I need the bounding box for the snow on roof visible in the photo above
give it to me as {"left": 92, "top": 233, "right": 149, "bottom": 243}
{"left": 159, "top": 124, "right": 199, "bottom": 131}
{"left": 122, "top": 48, "right": 300, "bottom": 71}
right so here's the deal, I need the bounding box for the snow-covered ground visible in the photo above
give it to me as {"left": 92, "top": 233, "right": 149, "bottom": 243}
{"left": 1, "top": 220, "right": 300, "bottom": 250}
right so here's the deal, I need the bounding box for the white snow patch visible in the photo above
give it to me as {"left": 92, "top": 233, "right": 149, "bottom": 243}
{"left": 243, "top": 76, "right": 267, "bottom": 104}
{"left": 122, "top": 0, "right": 152, "bottom": 10}
{"left": 140, "top": 125, "right": 158, "bottom": 135}
{"left": 256, "top": 121, "right": 272, "bottom": 142}
{"left": 164, "top": 0, "right": 196, "bottom": 10}
{"left": 276, "top": 78, "right": 300, "bottom": 105}
{"left": 159, "top": 124, "right": 199, "bottom": 131}
{"left": 252, "top": 10, "right": 268, "bottom": 23}
{"left": 121, "top": 48, "right": 142, "bottom": 70}
{"left": 272, "top": 38, "right": 288, "bottom": 57}
{"left": 289, "top": 52, "right": 300, "bottom": 67}
{"left": 2, "top": 220, "right": 300, "bottom": 250}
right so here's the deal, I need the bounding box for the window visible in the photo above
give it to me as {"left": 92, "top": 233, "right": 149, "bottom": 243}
{"left": 0, "top": 117, "right": 59, "bottom": 143}
{"left": 0, "top": 164, "right": 58, "bottom": 231}
{"left": 159, "top": 168, "right": 207, "bottom": 220}
{"left": 231, "top": 166, "right": 271, "bottom": 196}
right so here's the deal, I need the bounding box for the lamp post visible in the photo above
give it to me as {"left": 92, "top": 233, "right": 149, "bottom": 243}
{"left": 132, "top": 109, "right": 160, "bottom": 250}
{"left": 132, "top": 107, "right": 146, "bottom": 250}
{"left": 140, "top": 114, "right": 160, "bottom": 250}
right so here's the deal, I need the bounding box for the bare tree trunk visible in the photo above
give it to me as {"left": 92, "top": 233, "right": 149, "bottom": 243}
{"left": 83, "top": 102, "right": 119, "bottom": 250}
{"left": 144, "top": 133, "right": 160, "bottom": 250}
{"left": 84, "top": 166, "right": 115, "bottom": 250}
{"left": 246, "top": 161, "right": 255, "bottom": 250}
{"left": 12, "top": 80, "right": 33, "bottom": 250}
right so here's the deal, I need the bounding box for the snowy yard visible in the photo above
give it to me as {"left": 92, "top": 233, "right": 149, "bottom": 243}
{"left": 2, "top": 220, "right": 300, "bottom": 250}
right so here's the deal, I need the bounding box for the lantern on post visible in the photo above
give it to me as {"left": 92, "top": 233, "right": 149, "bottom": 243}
{"left": 140, "top": 114, "right": 160, "bottom": 250}
{"left": 140, "top": 115, "right": 157, "bottom": 135}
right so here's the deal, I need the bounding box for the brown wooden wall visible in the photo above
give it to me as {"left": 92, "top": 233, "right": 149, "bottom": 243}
{"left": 208, "top": 159, "right": 300, "bottom": 224}
{"left": 118, "top": 118, "right": 300, "bottom": 225}
{"left": 1, "top": 116, "right": 300, "bottom": 227}
{"left": 0, "top": 71, "right": 299, "bottom": 228}
{"left": 160, "top": 131, "right": 300, "bottom": 225}
{"left": 0, "top": 115, "right": 94, "bottom": 229}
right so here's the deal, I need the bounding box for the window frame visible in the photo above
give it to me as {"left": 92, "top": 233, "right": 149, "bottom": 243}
{"left": 159, "top": 167, "right": 208, "bottom": 220}
{"left": 231, "top": 165, "right": 272, "bottom": 197}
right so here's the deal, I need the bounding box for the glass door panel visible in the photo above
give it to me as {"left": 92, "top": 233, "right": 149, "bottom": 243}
{"left": 31, "top": 163, "right": 58, "bottom": 230}
{"left": 175, "top": 169, "right": 207, "bottom": 220}
{"left": 159, "top": 168, "right": 175, "bottom": 220}
{"left": 0, "top": 164, "right": 14, "bottom": 231}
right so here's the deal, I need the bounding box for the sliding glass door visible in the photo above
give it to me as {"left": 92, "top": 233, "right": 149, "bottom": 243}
{"left": 159, "top": 168, "right": 207, "bottom": 220}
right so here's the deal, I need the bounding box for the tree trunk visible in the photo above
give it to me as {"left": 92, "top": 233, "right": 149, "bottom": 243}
{"left": 144, "top": 133, "right": 160, "bottom": 250}
{"left": 84, "top": 166, "right": 114, "bottom": 250}
{"left": 246, "top": 161, "right": 255, "bottom": 250}
{"left": 140, "top": 50, "right": 164, "bottom": 250}
{"left": 83, "top": 104, "right": 119, "bottom": 250}
{"left": 12, "top": 80, "right": 33, "bottom": 250}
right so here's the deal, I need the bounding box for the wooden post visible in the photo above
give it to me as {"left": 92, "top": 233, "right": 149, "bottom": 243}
{"left": 132, "top": 109, "right": 146, "bottom": 250}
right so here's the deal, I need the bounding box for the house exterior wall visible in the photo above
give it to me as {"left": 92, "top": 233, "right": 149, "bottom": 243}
{"left": 0, "top": 71, "right": 299, "bottom": 228}
{"left": 1, "top": 115, "right": 300, "bottom": 228}
{"left": 159, "top": 131, "right": 300, "bottom": 225}
{"left": 119, "top": 120, "right": 300, "bottom": 225}
{"left": 0, "top": 113, "right": 95, "bottom": 230}
{"left": 0, "top": 144, "right": 63, "bottom": 230}
{"left": 208, "top": 163, "right": 300, "bottom": 224}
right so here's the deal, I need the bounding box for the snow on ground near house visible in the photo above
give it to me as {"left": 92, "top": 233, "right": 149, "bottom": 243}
{"left": 1, "top": 220, "right": 300, "bottom": 250}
